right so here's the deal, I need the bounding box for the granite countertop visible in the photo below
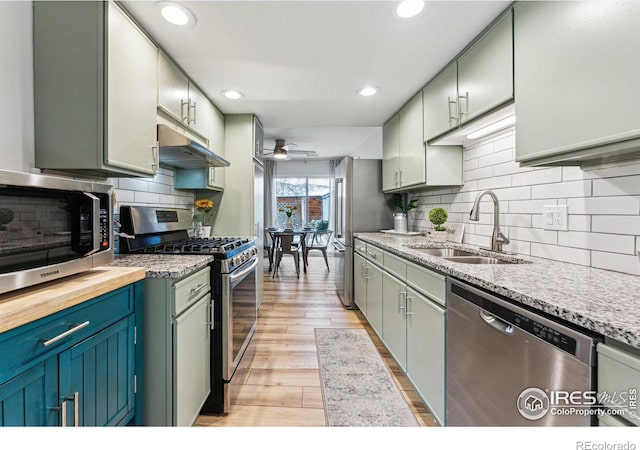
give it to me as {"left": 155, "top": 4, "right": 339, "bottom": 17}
{"left": 354, "top": 232, "right": 640, "bottom": 350}
{"left": 109, "top": 254, "right": 214, "bottom": 279}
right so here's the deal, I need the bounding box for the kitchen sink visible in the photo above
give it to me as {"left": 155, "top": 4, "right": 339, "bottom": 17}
{"left": 413, "top": 248, "right": 478, "bottom": 257}
{"left": 443, "top": 256, "right": 516, "bottom": 264}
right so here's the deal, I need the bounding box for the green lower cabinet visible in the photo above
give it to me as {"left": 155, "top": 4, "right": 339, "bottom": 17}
{"left": 365, "top": 263, "right": 383, "bottom": 337}
{"left": 353, "top": 253, "right": 367, "bottom": 315}
{"left": 405, "top": 286, "right": 445, "bottom": 425}
{"left": 382, "top": 271, "right": 407, "bottom": 372}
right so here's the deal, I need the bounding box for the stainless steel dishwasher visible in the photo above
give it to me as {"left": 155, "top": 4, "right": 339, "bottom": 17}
{"left": 446, "top": 278, "right": 601, "bottom": 426}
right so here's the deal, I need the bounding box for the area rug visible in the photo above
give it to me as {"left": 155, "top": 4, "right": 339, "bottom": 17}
{"left": 314, "top": 328, "right": 419, "bottom": 427}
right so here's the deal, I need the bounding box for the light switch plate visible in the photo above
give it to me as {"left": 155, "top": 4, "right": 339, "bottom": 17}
{"left": 542, "top": 205, "right": 568, "bottom": 231}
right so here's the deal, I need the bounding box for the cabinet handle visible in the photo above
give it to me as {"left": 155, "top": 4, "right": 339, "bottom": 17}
{"left": 190, "top": 100, "right": 197, "bottom": 125}
{"left": 190, "top": 283, "right": 208, "bottom": 297}
{"left": 207, "top": 300, "right": 215, "bottom": 330}
{"left": 398, "top": 169, "right": 403, "bottom": 186}
{"left": 458, "top": 91, "right": 469, "bottom": 122}
{"left": 398, "top": 289, "right": 406, "bottom": 313}
{"left": 42, "top": 321, "right": 90, "bottom": 347}
{"left": 405, "top": 296, "right": 413, "bottom": 317}
{"left": 60, "top": 392, "right": 79, "bottom": 427}
{"left": 367, "top": 251, "right": 378, "bottom": 259}
{"left": 447, "top": 96, "right": 458, "bottom": 127}
{"left": 394, "top": 169, "right": 398, "bottom": 187}
{"left": 181, "top": 99, "right": 190, "bottom": 122}
{"left": 152, "top": 140, "right": 159, "bottom": 171}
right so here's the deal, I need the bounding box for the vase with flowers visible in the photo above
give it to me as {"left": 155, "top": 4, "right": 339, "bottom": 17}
{"left": 278, "top": 205, "right": 297, "bottom": 230}
{"left": 193, "top": 198, "right": 214, "bottom": 238}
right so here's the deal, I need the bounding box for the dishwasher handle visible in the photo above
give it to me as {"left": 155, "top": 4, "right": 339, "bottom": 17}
{"left": 480, "top": 310, "right": 513, "bottom": 335}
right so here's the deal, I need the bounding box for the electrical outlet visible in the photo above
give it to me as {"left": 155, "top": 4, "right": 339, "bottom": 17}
{"left": 542, "top": 205, "right": 568, "bottom": 231}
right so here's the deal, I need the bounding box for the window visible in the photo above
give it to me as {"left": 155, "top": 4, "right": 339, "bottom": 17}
{"left": 275, "top": 177, "right": 331, "bottom": 228}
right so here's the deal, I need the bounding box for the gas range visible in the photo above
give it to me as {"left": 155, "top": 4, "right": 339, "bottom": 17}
{"left": 118, "top": 206, "right": 257, "bottom": 272}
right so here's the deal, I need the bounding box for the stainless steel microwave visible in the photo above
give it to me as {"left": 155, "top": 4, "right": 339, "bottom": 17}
{"left": 0, "top": 169, "right": 114, "bottom": 294}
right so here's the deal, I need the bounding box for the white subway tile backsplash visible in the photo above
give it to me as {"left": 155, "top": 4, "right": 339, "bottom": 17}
{"left": 568, "top": 215, "right": 591, "bottom": 232}
{"left": 508, "top": 199, "right": 553, "bottom": 214}
{"left": 464, "top": 142, "right": 494, "bottom": 161}
{"left": 591, "top": 216, "right": 640, "bottom": 235}
{"left": 477, "top": 174, "right": 512, "bottom": 190}
{"left": 509, "top": 227, "right": 557, "bottom": 245}
{"left": 134, "top": 191, "right": 160, "bottom": 204}
{"left": 492, "top": 132, "right": 515, "bottom": 152}
{"left": 406, "top": 125, "right": 640, "bottom": 273}
{"left": 592, "top": 251, "right": 640, "bottom": 276}
{"left": 511, "top": 167, "right": 563, "bottom": 187}
{"left": 531, "top": 180, "right": 592, "bottom": 199}
{"left": 566, "top": 197, "right": 640, "bottom": 215}
{"left": 593, "top": 175, "right": 640, "bottom": 196}
{"left": 119, "top": 178, "right": 149, "bottom": 192}
{"left": 477, "top": 149, "right": 514, "bottom": 168}
{"left": 114, "top": 189, "right": 134, "bottom": 203}
{"left": 531, "top": 243, "right": 591, "bottom": 266}
{"left": 558, "top": 231, "right": 635, "bottom": 254}
{"left": 148, "top": 183, "right": 171, "bottom": 195}
{"left": 464, "top": 166, "right": 494, "bottom": 182}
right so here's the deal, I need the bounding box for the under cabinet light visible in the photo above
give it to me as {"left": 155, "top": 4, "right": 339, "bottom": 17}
{"left": 466, "top": 116, "right": 516, "bottom": 140}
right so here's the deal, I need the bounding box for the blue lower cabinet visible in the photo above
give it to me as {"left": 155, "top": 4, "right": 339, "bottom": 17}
{"left": 59, "top": 316, "right": 135, "bottom": 426}
{"left": 0, "top": 358, "right": 58, "bottom": 426}
{"left": 0, "top": 282, "right": 141, "bottom": 427}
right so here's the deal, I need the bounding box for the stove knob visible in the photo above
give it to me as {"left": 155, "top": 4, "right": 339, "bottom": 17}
{"left": 232, "top": 256, "right": 239, "bottom": 266}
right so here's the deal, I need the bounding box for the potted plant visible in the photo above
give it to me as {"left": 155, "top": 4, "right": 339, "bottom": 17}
{"left": 428, "top": 207, "right": 448, "bottom": 242}
{"left": 193, "top": 198, "right": 214, "bottom": 238}
{"left": 390, "top": 194, "right": 418, "bottom": 233}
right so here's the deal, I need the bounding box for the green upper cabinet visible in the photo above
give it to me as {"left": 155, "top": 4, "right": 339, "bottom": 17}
{"left": 423, "top": 8, "right": 513, "bottom": 143}
{"left": 34, "top": 1, "right": 159, "bottom": 178}
{"left": 157, "top": 52, "right": 220, "bottom": 148}
{"left": 457, "top": 11, "right": 513, "bottom": 126}
{"left": 514, "top": 2, "right": 640, "bottom": 167}
{"left": 383, "top": 91, "right": 462, "bottom": 192}
{"left": 382, "top": 115, "right": 400, "bottom": 192}
{"left": 422, "top": 62, "right": 458, "bottom": 143}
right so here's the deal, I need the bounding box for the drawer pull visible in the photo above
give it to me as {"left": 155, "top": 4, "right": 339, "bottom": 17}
{"left": 190, "top": 283, "right": 208, "bottom": 297}
{"left": 42, "top": 321, "right": 90, "bottom": 347}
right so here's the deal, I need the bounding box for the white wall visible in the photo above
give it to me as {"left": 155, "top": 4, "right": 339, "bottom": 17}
{"left": 409, "top": 127, "right": 640, "bottom": 276}
{"left": 0, "top": 2, "right": 35, "bottom": 173}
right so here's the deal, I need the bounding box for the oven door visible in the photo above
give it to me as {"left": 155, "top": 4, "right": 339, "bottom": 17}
{"left": 221, "top": 256, "right": 258, "bottom": 381}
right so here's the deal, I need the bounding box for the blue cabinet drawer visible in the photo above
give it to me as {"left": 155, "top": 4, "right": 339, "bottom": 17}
{"left": 0, "top": 285, "right": 134, "bottom": 383}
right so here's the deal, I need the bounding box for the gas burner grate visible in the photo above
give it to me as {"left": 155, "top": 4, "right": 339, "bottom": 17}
{"left": 141, "top": 237, "right": 251, "bottom": 255}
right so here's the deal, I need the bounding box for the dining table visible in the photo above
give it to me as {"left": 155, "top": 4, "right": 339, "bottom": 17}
{"left": 266, "top": 228, "right": 315, "bottom": 273}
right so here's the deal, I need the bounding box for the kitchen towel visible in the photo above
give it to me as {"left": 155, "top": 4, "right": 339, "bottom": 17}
{"left": 314, "top": 328, "right": 419, "bottom": 427}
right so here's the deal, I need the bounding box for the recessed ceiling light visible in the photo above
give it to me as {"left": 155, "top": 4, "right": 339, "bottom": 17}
{"left": 221, "top": 90, "right": 244, "bottom": 100}
{"left": 157, "top": 2, "right": 196, "bottom": 27}
{"left": 396, "top": 0, "right": 425, "bottom": 19}
{"left": 357, "top": 86, "right": 379, "bottom": 97}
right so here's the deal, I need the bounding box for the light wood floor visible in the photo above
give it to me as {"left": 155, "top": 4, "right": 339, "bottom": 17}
{"left": 195, "top": 253, "right": 438, "bottom": 427}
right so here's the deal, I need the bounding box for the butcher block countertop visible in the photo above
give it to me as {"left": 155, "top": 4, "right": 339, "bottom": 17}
{"left": 0, "top": 266, "right": 146, "bottom": 334}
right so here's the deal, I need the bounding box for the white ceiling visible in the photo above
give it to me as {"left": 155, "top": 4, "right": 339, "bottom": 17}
{"left": 122, "top": 0, "right": 510, "bottom": 159}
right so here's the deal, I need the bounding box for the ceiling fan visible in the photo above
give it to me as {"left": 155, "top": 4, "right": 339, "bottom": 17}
{"left": 263, "top": 139, "right": 317, "bottom": 160}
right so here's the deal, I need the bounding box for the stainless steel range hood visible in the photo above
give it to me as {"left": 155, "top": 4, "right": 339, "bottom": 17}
{"left": 157, "top": 124, "right": 230, "bottom": 169}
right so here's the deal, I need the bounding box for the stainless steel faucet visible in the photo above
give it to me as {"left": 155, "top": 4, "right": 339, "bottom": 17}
{"left": 469, "top": 190, "right": 510, "bottom": 252}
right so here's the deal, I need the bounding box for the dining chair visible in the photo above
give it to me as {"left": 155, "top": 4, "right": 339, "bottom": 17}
{"left": 264, "top": 228, "right": 276, "bottom": 271}
{"left": 305, "top": 230, "right": 333, "bottom": 272}
{"left": 272, "top": 232, "right": 302, "bottom": 278}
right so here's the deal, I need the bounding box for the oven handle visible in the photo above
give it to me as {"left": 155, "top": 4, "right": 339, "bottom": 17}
{"left": 229, "top": 258, "right": 259, "bottom": 283}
